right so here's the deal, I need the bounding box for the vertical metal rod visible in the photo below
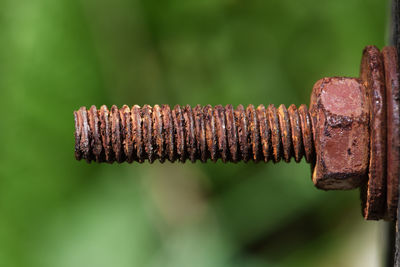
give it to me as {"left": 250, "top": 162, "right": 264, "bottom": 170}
{"left": 391, "top": 0, "right": 400, "bottom": 265}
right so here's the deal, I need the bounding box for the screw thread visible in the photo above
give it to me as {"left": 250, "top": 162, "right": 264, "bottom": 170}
{"left": 74, "top": 104, "right": 315, "bottom": 163}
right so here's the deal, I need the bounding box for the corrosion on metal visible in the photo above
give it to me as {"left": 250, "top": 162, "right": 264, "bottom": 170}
{"left": 73, "top": 45, "right": 400, "bottom": 222}
{"left": 360, "top": 45, "right": 387, "bottom": 220}
{"left": 74, "top": 104, "right": 315, "bottom": 164}
{"left": 383, "top": 46, "right": 400, "bottom": 220}
{"left": 287, "top": 105, "right": 302, "bottom": 163}
{"left": 309, "top": 77, "right": 369, "bottom": 190}
{"left": 298, "top": 105, "right": 314, "bottom": 164}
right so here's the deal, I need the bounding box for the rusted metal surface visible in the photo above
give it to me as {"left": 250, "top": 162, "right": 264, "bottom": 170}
{"left": 288, "top": 105, "right": 302, "bottom": 163}
{"left": 255, "top": 104, "right": 269, "bottom": 162}
{"left": 383, "top": 46, "right": 400, "bottom": 220}
{"left": 74, "top": 103, "right": 315, "bottom": 164}
{"left": 267, "top": 105, "right": 281, "bottom": 163}
{"left": 74, "top": 45, "right": 400, "bottom": 222}
{"left": 298, "top": 104, "right": 314, "bottom": 163}
{"left": 359, "top": 46, "right": 387, "bottom": 220}
{"left": 277, "top": 105, "right": 292, "bottom": 163}
{"left": 389, "top": 1, "right": 400, "bottom": 265}
{"left": 309, "top": 77, "right": 369, "bottom": 190}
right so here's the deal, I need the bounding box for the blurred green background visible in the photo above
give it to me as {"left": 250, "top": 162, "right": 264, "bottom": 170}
{"left": 0, "top": 0, "right": 390, "bottom": 266}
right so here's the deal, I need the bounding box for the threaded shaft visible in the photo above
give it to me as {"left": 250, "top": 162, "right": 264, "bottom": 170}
{"left": 74, "top": 104, "right": 315, "bottom": 164}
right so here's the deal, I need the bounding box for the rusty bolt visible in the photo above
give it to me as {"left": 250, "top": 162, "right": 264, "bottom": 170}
{"left": 74, "top": 45, "right": 399, "bottom": 221}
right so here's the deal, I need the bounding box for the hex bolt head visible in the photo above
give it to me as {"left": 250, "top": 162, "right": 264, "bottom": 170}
{"left": 309, "top": 77, "right": 369, "bottom": 190}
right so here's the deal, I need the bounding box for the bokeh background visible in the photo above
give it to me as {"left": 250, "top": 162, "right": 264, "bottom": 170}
{"left": 0, "top": 0, "right": 391, "bottom": 266}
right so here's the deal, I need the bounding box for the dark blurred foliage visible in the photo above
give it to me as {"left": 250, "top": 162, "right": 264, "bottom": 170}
{"left": 0, "top": 0, "right": 389, "bottom": 266}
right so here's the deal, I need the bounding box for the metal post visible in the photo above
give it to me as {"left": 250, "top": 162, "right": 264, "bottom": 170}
{"left": 391, "top": 0, "right": 400, "bottom": 265}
